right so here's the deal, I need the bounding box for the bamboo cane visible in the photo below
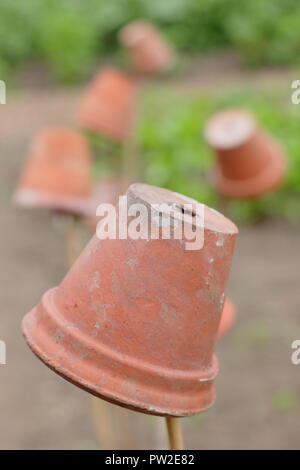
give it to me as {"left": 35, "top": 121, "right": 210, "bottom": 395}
{"left": 166, "top": 417, "right": 185, "bottom": 450}
{"left": 91, "top": 395, "right": 115, "bottom": 450}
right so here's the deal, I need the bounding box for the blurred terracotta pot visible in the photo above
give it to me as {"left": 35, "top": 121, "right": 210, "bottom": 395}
{"left": 218, "top": 298, "right": 236, "bottom": 339}
{"left": 22, "top": 183, "right": 238, "bottom": 417}
{"left": 119, "top": 20, "right": 175, "bottom": 75}
{"left": 204, "top": 109, "right": 286, "bottom": 198}
{"left": 86, "top": 177, "right": 123, "bottom": 232}
{"left": 13, "top": 128, "right": 91, "bottom": 215}
{"left": 77, "top": 67, "right": 137, "bottom": 142}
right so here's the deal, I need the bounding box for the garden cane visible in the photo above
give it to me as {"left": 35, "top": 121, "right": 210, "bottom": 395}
{"left": 166, "top": 418, "right": 184, "bottom": 450}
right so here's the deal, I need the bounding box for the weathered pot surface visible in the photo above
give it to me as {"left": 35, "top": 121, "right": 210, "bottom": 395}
{"left": 119, "top": 20, "right": 175, "bottom": 76}
{"left": 77, "top": 67, "right": 137, "bottom": 142}
{"left": 13, "top": 128, "right": 91, "bottom": 215}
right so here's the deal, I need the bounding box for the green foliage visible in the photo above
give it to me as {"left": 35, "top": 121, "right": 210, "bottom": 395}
{"left": 0, "top": 0, "right": 41, "bottom": 78}
{"left": 138, "top": 85, "right": 300, "bottom": 223}
{"left": 225, "top": 0, "right": 300, "bottom": 66}
{"left": 0, "top": 0, "right": 300, "bottom": 83}
{"left": 39, "top": 3, "right": 98, "bottom": 82}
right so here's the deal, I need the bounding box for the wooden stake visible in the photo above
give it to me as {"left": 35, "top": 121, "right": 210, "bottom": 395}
{"left": 166, "top": 417, "right": 185, "bottom": 450}
{"left": 91, "top": 396, "right": 115, "bottom": 450}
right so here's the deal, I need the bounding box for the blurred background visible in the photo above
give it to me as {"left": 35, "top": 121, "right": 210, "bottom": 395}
{"left": 1, "top": 0, "right": 300, "bottom": 449}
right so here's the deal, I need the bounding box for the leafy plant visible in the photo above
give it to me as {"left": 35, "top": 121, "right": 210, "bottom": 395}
{"left": 39, "top": 3, "right": 98, "bottom": 82}
{"left": 1, "top": 0, "right": 300, "bottom": 83}
{"left": 225, "top": 0, "right": 300, "bottom": 66}
{"left": 0, "top": 0, "right": 41, "bottom": 80}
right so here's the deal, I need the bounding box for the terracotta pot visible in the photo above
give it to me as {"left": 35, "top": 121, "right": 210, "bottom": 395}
{"left": 13, "top": 128, "right": 91, "bottom": 215}
{"left": 119, "top": 20, "right": 175, "bottom": 75}
{"left": 77, "top": 67, "right": 137, "bottom": 142}
{"left": 218, "top": 298, "right": 236, "bottom": 339}
{"left": 204, "top": 109, "right": 286, "bottom": 198}
{"left": 86, "top": 177, "right": 123, "bottom": 232}
{"left": 22, "top": 183, "right": 238, "bottom": 417}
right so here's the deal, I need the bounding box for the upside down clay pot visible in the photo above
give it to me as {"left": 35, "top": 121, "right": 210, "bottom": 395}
{"left": 204, "top": 109, "right": 286, "bottom": 198}
{"left": 218, "top": 298, "right": 236, "bottom": 339}
{"left": 119, "top": 20, "right": 175, "bottom": 76}
{"left": 77, "top": 67, "right": 137, "bottom": 142}
{"left": 13, "top": 128, "right": 91, "bottom": 215}
{"left": 22, "top": 183, "right": 238, "bottom": 417}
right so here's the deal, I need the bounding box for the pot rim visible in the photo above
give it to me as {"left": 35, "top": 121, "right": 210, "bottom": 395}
{"left": 13, "top": 188, "right": 91, "bottom": 216}
{"left": 22, "top": 287, "right": 219, "bottom": 417}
